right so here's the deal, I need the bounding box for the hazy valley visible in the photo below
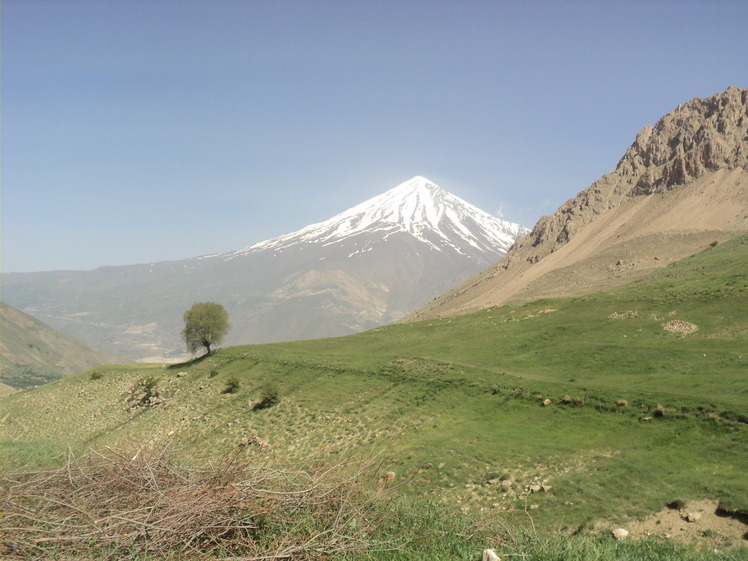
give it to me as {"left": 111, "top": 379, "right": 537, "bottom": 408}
{"left": 2, "top": 177, "right": 528, "bottom": 363}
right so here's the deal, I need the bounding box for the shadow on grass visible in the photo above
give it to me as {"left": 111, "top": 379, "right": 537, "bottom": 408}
{"left": 166, "top": 351, "right": 215, "bottom": 369}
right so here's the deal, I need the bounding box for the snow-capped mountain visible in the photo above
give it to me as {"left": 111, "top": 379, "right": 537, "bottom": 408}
{"left": 2, "top": 177, "right": 529, "bottom": 360}
{"left": 236, "top": 176, "right": 526, "bottom": 256}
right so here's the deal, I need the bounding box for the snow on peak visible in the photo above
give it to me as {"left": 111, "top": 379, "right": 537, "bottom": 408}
{"left": 234, "top": 176, "right": 529, "bottom": 256}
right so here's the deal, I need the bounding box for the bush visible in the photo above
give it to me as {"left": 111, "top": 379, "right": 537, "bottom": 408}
{"left": 90, "top": 371, "right": 103, "bottom": 381}
{"left": 254, "top": 382, "right": 280, "bottom": 410}
{"left": 223, "top": 377, "right": 241, "bottom": 394}
{"left": 144, "top": 377, "right": 158, "bottom": 396}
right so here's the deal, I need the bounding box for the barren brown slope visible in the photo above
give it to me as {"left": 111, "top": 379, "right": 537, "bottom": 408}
{"left": 407, "top": 86, "right": 748, "bottom": 321}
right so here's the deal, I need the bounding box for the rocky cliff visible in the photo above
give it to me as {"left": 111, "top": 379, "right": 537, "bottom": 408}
{"left": 408, "top": 86, "right": 748, "bottom": 321}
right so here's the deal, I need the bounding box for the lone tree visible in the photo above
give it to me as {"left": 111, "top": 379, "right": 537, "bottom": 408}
{"left": 181, "top": 302, "right": 230, "bottom": 356}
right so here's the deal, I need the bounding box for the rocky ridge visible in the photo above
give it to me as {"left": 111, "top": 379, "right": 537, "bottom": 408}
{"left": 518, "top": 86, "right": 747, "bottom": 263}
{"left": 408, "top": 86, "right": 748, "bottom": 321}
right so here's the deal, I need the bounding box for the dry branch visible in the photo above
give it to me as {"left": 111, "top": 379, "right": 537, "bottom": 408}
{"left": 1, "top": 446, "right": 393, "bottom": 560}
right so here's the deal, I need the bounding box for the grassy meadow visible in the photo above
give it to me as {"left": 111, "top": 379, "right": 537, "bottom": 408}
{"left": 2, "top": 235, "right": 747, "bottom": 559}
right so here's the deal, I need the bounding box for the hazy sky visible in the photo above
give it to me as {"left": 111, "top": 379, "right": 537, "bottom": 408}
{"left": 3, "top": 0, "right": 746, "bottom": 273}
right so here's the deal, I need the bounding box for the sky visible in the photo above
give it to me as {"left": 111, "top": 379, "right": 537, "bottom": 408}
{"left": 2, "top": 0, "right": 747, "bottom": 273}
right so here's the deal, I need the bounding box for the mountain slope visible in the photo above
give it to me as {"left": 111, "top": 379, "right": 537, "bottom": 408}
{"left": 0, "top": 302, "right": 122, "bottom": 388}
{"left": 408, "top": 86, "right": 748, "bottom": 321}
{"left": 2, "top": 177, "right": 528, "bottom": 360}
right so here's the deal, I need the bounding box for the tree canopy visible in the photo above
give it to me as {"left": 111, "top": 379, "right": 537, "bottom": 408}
{"left": 181, "top": 302, "right": 229, "bottom": 356}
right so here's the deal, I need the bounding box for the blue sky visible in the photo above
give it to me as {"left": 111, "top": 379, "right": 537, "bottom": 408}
{"left": 3, "top": 0, "right": 746, "bottom": 273}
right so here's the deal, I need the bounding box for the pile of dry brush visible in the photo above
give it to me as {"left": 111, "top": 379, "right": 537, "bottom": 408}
{"left": 1, "top": 446, "right": 396, "bottom": 560}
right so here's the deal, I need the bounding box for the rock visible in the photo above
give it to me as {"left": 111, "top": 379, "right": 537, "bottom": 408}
{"left": 530, "top": 485, "right": 542, "bottom": 493}
{"left": 177, "top": 372, "right": 188, "bottom": 377}
{"left": 381, "top": 471, "right": 396, "bottom": 484}
{"left": 482, "top": 549, "right": 500, "bottom": 561}
{"left": 240, "top": 436, "right": 269, "bottom": 449}
{"left": 682, "top": 511, "right": 702, "bottom": 523}
{"left": 487, "top": 478, "right": 500, "bottom": 485}
{"left": 501, "top": 479, "right": 513, "bottom": 488}
{"left": 541, "top": 484, "right": 553, "bottom": 493}
{"left": 611, "top": 527, "right": 629, "bottom": 540}
{"left": 542, "top": 399, "right": 552, "bottom": 407}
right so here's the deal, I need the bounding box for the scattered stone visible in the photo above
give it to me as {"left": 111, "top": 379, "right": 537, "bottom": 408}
{"left": 640, "top": 416, "right": 653, "bottom": 422}
{"left": 541, "top": 484, "right": 553, "bottom": 493}
{"left": 542, "top": 399, "right": 552, "bottom": 407}
{"left": 482, "top": 549, "right": 500, "bottom": 561}
{"left": 611, "top": 527, "right": 629, "bottom": 540}
{"left": 529, "top": 504, "right": 539, "bottom": 510}
{"left": 530, "top": 485, "right": 542, "bottom": 493}
{"left": 663, "top": 320, "right": 698, "bottom": 334}
{"left": 487, "top": 478, "right": 500, "bottom": 485}
{"left": 437, "top": 462, "right": 445, "bottom": 469}
{"left": 608, "top": 310, "right": 639, "bottom": 319}
{"left": 501, "top": 479, "right": 513, "bottom": 488}
{"left": 176, "top": 372, "right": 188, "bottom": 377}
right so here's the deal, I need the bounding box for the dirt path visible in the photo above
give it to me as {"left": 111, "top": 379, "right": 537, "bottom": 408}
{"left": 625, "top": 499, "right": 748, "bottom": 550}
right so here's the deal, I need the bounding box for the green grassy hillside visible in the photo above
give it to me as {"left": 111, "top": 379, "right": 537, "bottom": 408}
{"left": 2, "top": 235, "right": 746, "bottom": 557}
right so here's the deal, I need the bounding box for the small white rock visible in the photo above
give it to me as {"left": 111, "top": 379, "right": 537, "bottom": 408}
{"left": 611, "top": 527, "right": 629, "bottom": 540}
{"left": 685, "top": 511, "right": 702, "bottom": 523}
{"left": 482, "top": 548, "right": 500, "bottom": 561}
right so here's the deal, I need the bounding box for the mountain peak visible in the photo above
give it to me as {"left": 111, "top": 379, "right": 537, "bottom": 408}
{"left": 237, "top": 176, "right": 529, "bottom": 256}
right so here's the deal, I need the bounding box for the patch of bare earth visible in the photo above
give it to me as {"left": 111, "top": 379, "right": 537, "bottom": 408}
{"left": 625, "top": 499, "right": 748, "bottom": 550}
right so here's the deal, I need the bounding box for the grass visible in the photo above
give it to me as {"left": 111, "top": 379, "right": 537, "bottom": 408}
{"left": 3, "top": 446, "right": 743, "bottom": 561}
{"left": 1, "top": 234, "right": 747, "bottom": 558}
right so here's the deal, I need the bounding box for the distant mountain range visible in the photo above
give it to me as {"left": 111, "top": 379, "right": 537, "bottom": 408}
{"left": 408, "top": 86, "right": 748, "bottom": 321}
{"left": 0, "top": 302, "right": 122, "bottom": 388}
{"left": 2, "top": 176, "right": 529, "bottom": 361}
